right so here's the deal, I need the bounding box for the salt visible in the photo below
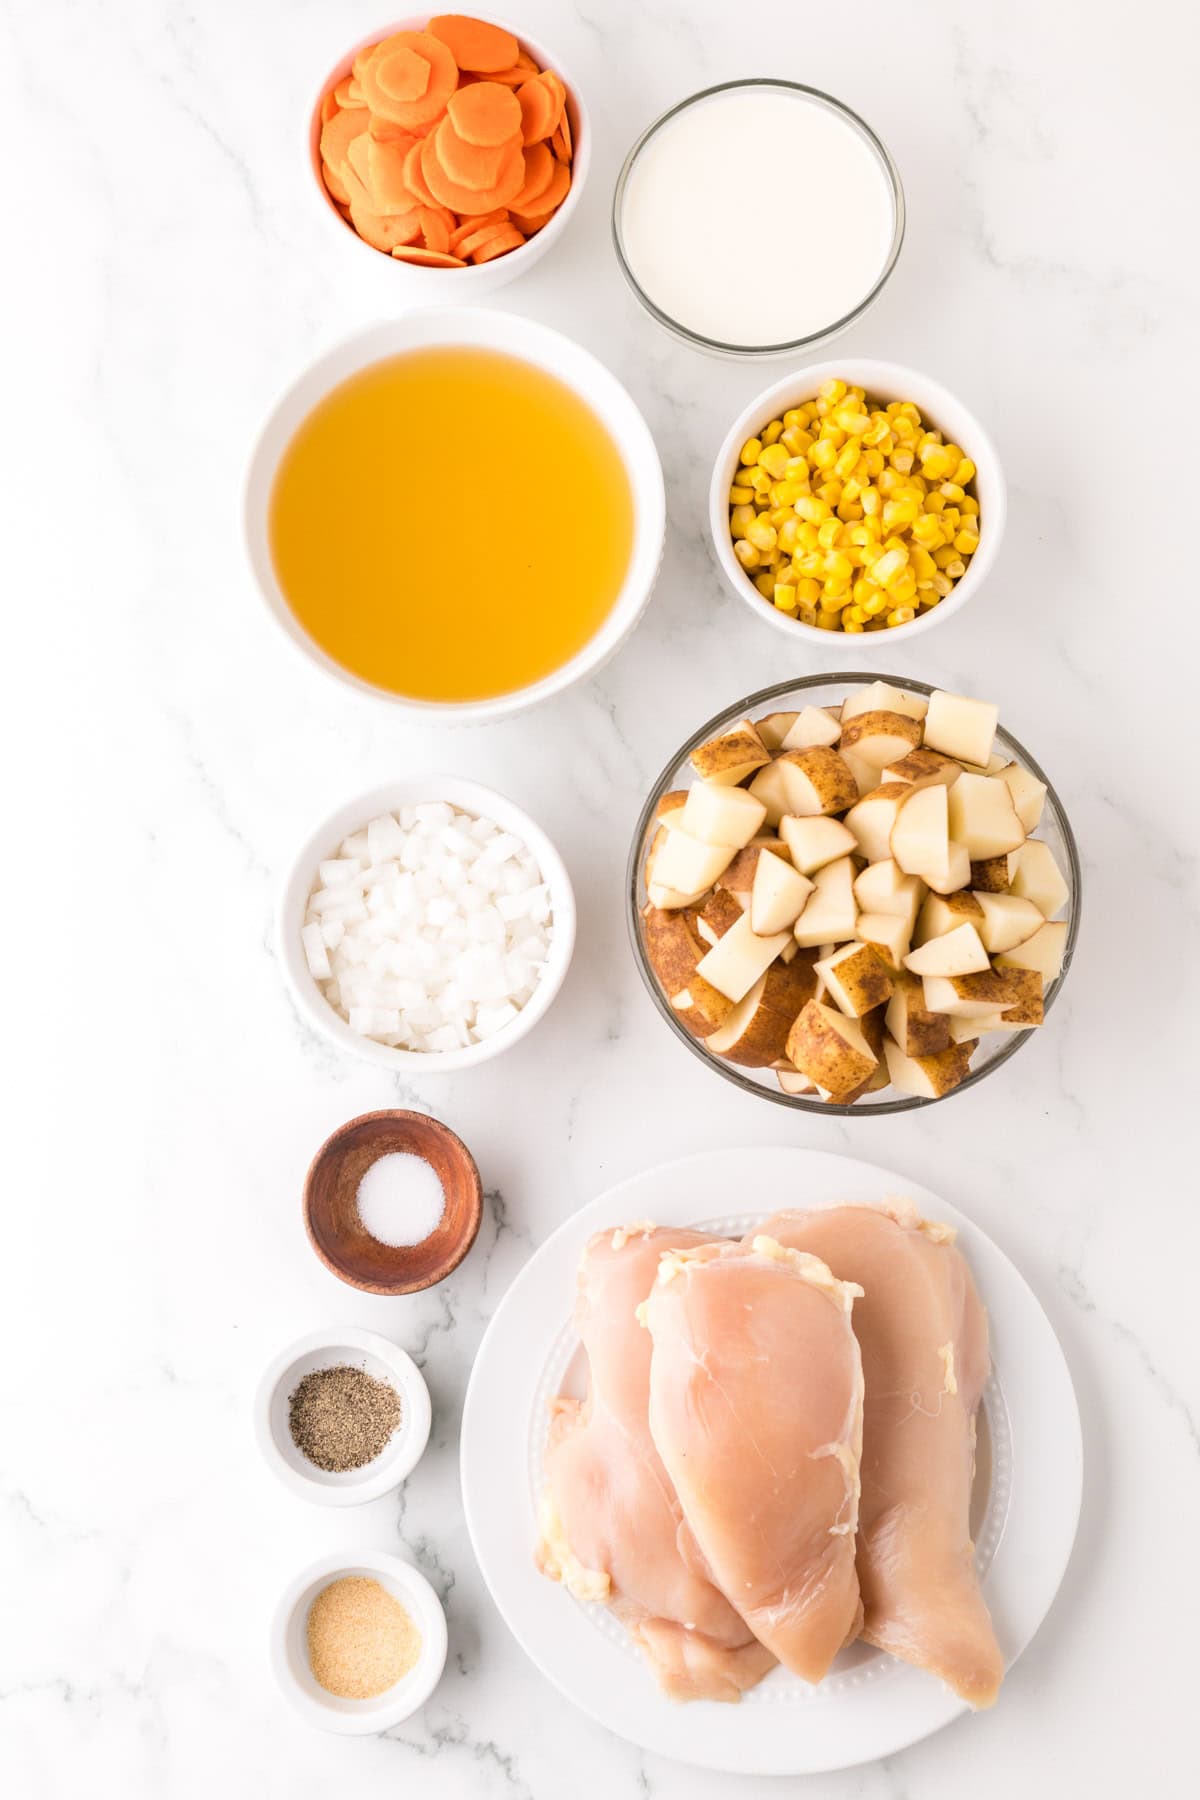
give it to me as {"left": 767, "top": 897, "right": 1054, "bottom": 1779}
{"left": 355, "top": 1152, "right": 446, "bottom": 1248}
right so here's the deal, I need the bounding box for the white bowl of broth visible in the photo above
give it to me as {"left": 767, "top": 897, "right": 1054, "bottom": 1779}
{"left": 243, "top": 310, "right": 665, "bottom": 721}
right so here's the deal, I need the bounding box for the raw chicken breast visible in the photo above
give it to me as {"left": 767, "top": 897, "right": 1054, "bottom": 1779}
{"left": 760, "top": 1200, "right": 1004, "bottom": 1708}
{"left": 536, "top": 1225, "right": 775, "bottom": 1702}
{"left": 644, "top": 1236, "right": 864, "bottom": 1684}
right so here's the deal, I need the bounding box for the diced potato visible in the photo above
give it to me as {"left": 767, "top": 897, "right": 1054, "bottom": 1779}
{"left": 696, "top": 911, "right": 792, "bottom": 1001}
{"left": 922, "top": 965, "right": 1031, "bottom": 1018}
{"left": 679, "top": 780, "right": 768, "bottom": 849}
{"left": 885, "top": 969, "right": 952, "bottom": 1057}
{"left": 883, "top": 1036, "right": 975, "bottom": 1099}
{"left": 779, "top": 813, "right": 858, "bottom": 875}
{"left": 746, "top": 759, "right": 792, "bottom": 826}
{"left": 669, "top": 976, "right": 734, "bottom": 1037}
{"left": 707, "top": 957, "right": 819, "bottom": 1066}
{"left": 777, "top": 746, "right": 860, "bottom": 816}
{"left": 780, "top": 705, "right": 842, "bottom": 750}
{"left": 785, "top": 1001, "right": 878, "bottom": 1100}
{"left": 792, "top": 856, "right": 857, "bottom": 947}
{"left": 853, "top": 859, "right": 925, "bottom": 927}
{"left": 651, "top": 829, "right": 736, "bottom": 899}
{"left": 753, "top": 710, "right": 799, "bottom": 750}
{"left": 903, "top": 922, "right": 990, "bottom": 977}
{"left": 814, "top": 942, "right": 894, "bottom": 1017}
{"left": 750, "top": 850, "right": 814, "bottom": 935}
{"left": 838, "top": 709, "right": 924, "bottom": 770}
{"left": 1008, "top": 840, "right": 1069, "bottom": 918}
{"left": 995, "top": 762, "right": 1047, "bottom": 833}
{"left": 844, "top": 784, "right": 911, "bottom": 862}
{"left": 914, "top": 888, "right": 984, "bottom": 946}
{"left": 947, "top": 773, "right": 1026, "bottom": 860}
{"left": 972, "top": 891, "right": 1043, "bottom": 953}
{"left": 923, "top": 690, "right": 999, "bottom": 768}
{"left": 856, "top": 911, "right": 912, "bottom": 971}
{"left": 689, "top": 721, "right": 770, "bottom": 785}
{"left": 882, "top": 747, "right": 962, "bottom": 789}
{"left": 840, "top": 681, "right": 928, "bottom": 724}
{"left": 697, "top": 888, "right": 745, "bottom": 944}
{"left": 996, "top": 920, "right": 1068, "bottom": 983}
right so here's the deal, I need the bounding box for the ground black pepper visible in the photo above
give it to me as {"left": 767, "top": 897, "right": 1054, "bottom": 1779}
{"left": 288, "top": 1364, "right": 402, "bottom": 1472}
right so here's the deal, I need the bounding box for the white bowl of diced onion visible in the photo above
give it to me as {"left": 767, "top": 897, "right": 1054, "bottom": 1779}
{"left": 278, "top": 778, "right": 576, "bottom": 1072}
{"left": 709, "top": 357, "right": 1006, "bottom": 647}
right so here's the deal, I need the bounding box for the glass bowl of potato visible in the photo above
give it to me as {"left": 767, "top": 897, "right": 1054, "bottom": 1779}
{"left": 627, "top": 674, "right": 1080, "bottom": 1114}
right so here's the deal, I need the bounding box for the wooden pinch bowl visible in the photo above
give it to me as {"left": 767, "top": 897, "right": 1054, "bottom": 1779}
{"left": 304, "top": 1110, "right": 483, "bottom": 1295}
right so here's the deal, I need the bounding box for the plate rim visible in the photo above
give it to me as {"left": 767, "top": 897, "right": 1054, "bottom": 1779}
{"left": 460, "top": 1148, "right": 1082, "bottom": 1775}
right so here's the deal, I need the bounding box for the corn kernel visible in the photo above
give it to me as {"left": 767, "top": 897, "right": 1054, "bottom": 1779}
{"left": 819, "top": 378, "right": 847, "bottom": 403}
{"left": 794, "top": 550, "right": 825, "bottom": 578}
{"left": 886, "top": 606, "right": 916, "bottom": 627}
{"left": 888, "top": 567, "right": 918, "bottom": 604}
{"left": 733, "top": 539, "right": 761, "bottom": 570}
{"left": 772, "top": 582, "right": 798, "bottom": 613}
{"left": 954, "top": 457, "right": 977, "bottom": 485}
{"left": 754, "top": 570, "right": 777, "bottom": 599}
{"left": 932, "top": 572, "right": 954, "bottom": 598}
{"left": 873, "top": 546, "right": 910, "bottom": 589}
{"left": 762, "top": 419, "right": 784, "bottom": 446}
{"left": 824, "top": 549, "right": 854, "bottom": 583}
{"left": 729, "top": 484, "right": 754, "bottom": 506}
{"left": 793, "top": 495, "right": 830, "bottom": 524}
{"left": 796, "top": 577, "right": 822, "bottom": 606}
{"left": 778, "top": 517, "right": 801, "bottom": 555}
{"left": 842, "top": 617, "right": 864, "bottom": 632}
{"left": 746, "top": 518, "right": 777, "bottom": 553}
{"left": 954, "top": 528, "right": 980, "bottom": 555}
{"left": 729, "top": 504, "right": 756, "bottom": 539}
{"left": 757, "top": 442, "right": 790, "bottom": 478}
{"left": 783, "top": 408, "right": 805, "bottom": 429}
{"left": 815, "top": 610, "right": 841, "bottom": 630}
{"left": 739, "top": 437, "right": 762, "bottom": 466}
{"left": 817, "top": 518, "right": 842, "bottom": 550}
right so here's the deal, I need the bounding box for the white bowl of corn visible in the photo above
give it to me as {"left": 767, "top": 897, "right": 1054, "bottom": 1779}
{"left": 709, "top": 359, "right": 1006, "bottom": 644}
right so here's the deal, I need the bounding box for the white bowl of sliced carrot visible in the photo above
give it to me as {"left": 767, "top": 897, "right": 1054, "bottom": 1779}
{"left": 310, "top": 13, "right": 588, "bottom": 290}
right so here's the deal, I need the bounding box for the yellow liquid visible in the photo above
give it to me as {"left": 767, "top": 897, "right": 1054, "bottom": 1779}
{"left": 268, "top": 346, "right": 635, "bottom": 702}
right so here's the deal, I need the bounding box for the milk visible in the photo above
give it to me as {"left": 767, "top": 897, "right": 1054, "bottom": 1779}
{"left": 619, "top": 86, "right": 897, "bottom": 349}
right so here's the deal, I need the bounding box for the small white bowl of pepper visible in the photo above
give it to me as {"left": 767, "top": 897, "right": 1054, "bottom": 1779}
{"left": 255, "top": 1326, "right": 432, "bottom": 1505}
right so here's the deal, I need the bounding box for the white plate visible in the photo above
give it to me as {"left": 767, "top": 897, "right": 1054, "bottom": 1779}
{"left": 460, "top": 1148, "right": 1082, "bottom": 1775}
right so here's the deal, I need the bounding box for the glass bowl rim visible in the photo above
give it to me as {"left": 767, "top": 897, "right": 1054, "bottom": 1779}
{"left": 626, "top": 671, "right": 1082, "bottom": 1116}
{"left": 611, "top": 79, "right": 906, "bottom": 358}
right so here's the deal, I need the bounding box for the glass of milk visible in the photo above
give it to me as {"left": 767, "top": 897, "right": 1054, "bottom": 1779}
{"left": 613, "top": 81, "right": 904, "bottom": 358}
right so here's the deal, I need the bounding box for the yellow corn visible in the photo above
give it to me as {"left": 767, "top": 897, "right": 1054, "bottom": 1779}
{"left": 793, "top": 495, "right": 830, "bottom": 524}
{"left": 817, "top": 518, "right": 842, "bottom": 551}
{"left": 739, "top": 437, "right": 762, "bottom": 466}
{"left": 954, "top": 527, "right": 980, "bottom": 555}
{"left": 873, "top": 546, "right": 910, "bottom": 589}
{"left": 754, "top": 570, "right": 777, "bottom": 599}
{"left": 773, "top": 582, "right": 798, "bottom": 614}
{"left": 757, "top": 442, "right": 790, "bottom": 478}
{"left": 762, "top": 419, "right": 784, "bottom": 446}
{"left": 729, "top": 484, "right": 754, "bottom": 506}
{"left": 746, "top": 518, "right": 777, "bottom": 553}
{"left": 778, "top": 517, "right": 801, "bottom": 555}
{"left": 887, "top": 606, "right": 916, "bottom": 627}
{"left": 729, "top": 504, "right": 756, "bottom": 539}
{"left": 733, "top": 539, "right": 761, "bottom": 570}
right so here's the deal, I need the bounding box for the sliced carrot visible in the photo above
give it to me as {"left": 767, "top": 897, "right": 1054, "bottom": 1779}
{"left": 472, "top": 224, "right": 527, "bottom": 263}
{"left": 321, "top": 157, "right": 350, "bottom": 206}
{"left": 515, "top": 48, "right": 537, "bottom": 71}
{"left": 480, "top": 65, "right": 530, "bottom": 89}
{"left": 433, "top": 115, "right": 517, "bottom": 191}
{"left": 448, "top": 207, "right": 508, "bottom": 252}
{"left": 359, "top": 31, "right": 458, "bottom": 129}
{"left": 422, "top": 127, "right": 524, "bottom": 212}
{"left": 509, "top": 141, "right": 554, "bottom": 211}
{"left": 456, "top": 218, "right": 524, "bottom": 260}
{"left": 447, "top": 80, "right": 521, "bottom": 147}
{"left": 391, "top": 245, "right": 467, "bottom": 267}
{"left": 427, "top": 15, "right": 518, "bottom": 73}
{"left": 320, "top": 106, "right": 369, "bottom": 174}
{"left": 416, "top": 206, "right": 455, "bottom": 254}
{"left": 367, "top": 135, "right": 419, "bottom": 213}
{"left": 320, "top": 90, "right": 340, "bottom": 126}
{"left": 509, "top": 209, "right": 547, "bottom": 236}
{"left": 510, "top": 154, "right": 569, "bottom": 220}
{"left": 349, "top": 194, "right": 423, "bottom": 253}
{"left": 346, "top": 131, "right": 375, "bottom": 194}
{"left": 515, "top": 76, "right": 555, "bottom": 146}
{"left": 403, "top": 136, "right": 440, "bottom": 206}
{"left": 551, "top": 114, "right": 572, "bottom": 163}
{"left": 333, "top": 76, "right": 365, "bottom": 109}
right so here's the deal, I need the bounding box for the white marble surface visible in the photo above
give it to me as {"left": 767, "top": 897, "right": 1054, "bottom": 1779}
{"left": 3, "top": 0, "right": 1198, "bottom": 1793}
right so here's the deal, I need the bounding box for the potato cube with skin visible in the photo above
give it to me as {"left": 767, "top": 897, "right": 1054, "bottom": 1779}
{"left": 856, "top": 911, "right": 912, "bottom": 971}
{"left": 780, "top": 706, "right": 842, "bottom": 750}
{"left": 840, "top": 681, "right": 928, "bottom": 724}
{"left": 882, "top": 747, "right": 962, "bottom": 789}
{"left": 947, "top": 773, "right": 1026, "bottom": 860}
{"left": 997, "top": 920, "right": 1068, "bottom": 983}
{"left": 844, "top": 784, "right": 911, "bottom": 862}
{"left": 648, "top": 880, "right": 703, "bottom": 911}
{"left": 792, "top": 856, "right": 857, "bottom": 947}
{"left": 679, "top": 780, "right": 768, "bottom": 849}
{"left": 669, "top": 976, "right": 734, "bottom": 1037}
{"left": 777, "top": 746, "right": 860, "bottom": 816}
{"left": 841, "top": 747, "right": 882, "bottom": 799}
{"left": 982, "top": 966, "right": 1044, "bottom": 1028}
{"left": 885, "top": 969, "right": 952, "bottom": 1057}
{"left": 650, "top": 829, "right": 736, "bottom": 900}
{"left": 750, "top": 850, "right": 814, "bottom": 936}
{"left": 689, "top": 721, "right": 770, "bottom": 786}
{"left": 1009, "top": 840, "right": 1069, "bottom": 918}
{"left": 641, "top": 905, "right": 706, "bottom": 995}
{"left": 922, "top": 966, "right": 1030, "bottom": 1018}
{"left": 923, "top": 690, "right": 1000, "bottom": 768}
{"left": 814, "top": 943, "right": 894, "bottom": 1017}
{"left": 914, "top": 888, "right": 984, "bottom": 946}
{"left": 970, "top": 853, "right": 1014, "bottom": 893}
{"left": 716, "top": 845, "right": 778, "bottom": 906}
{"left": 777, "top": 1065, "right": 818, "bottom": 1096}
{"left": 786, "top": 1001, "right": 878, "bottom": 1099}
{"left": 746, "top": 759, "right": 793, "bottom": 826}
{"left": 696, "top": 911, "right": 792, "bottom": 1001}
{"left": 707, "top": 955, "right": 819, "bottom": 1066}
{"left": 949, "top": 1011, "right": 1004, "bottom": 1042}
{"left": 853, "top": 859, "right": 925, "bottom": 927}
{"left": 973, "top": 890, "right": 1044, "bottom": 953}
{"left": 890, "top": 783, "right": 950, "bottom": 883}
{"left": 697, "top": 888, "right": 745, "bottom": 945}
{"left": 903, "top": 921, "right": 990, "bottom": 977}
{"left": 884, "top": 1036, "right": 976, "bottom": 1099}
{"left": 753, "top": 711, "right": 798, "bottom": 750}
{"left": 779, "top": 813, "right": 858, "bottom": 875}
{"left": 838, "top": 710, "right": 924, "bottom": 770}
{"left": 995, "top": 762, "right": 1047, "bottom": 833}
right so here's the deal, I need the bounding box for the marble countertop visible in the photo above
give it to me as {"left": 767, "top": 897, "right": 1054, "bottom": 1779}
{"left": 4, "top": 0, "right": 1198, "bottom": 1794}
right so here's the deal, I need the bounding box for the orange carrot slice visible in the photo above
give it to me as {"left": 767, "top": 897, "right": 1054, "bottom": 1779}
{"left": 480, "top": 65, "right": 531, "bottom": 89}
{"left": 349, "top": 196, "right": 423, "bottom": 253}
{"left": 433, "top": 115, "right": 517, "bottom": 190}
{"left": 511, "top": 154, "right": 569, "bottom": 220}
{"left": 509, "top": 141, "right": 554, "bottom": 210}
{"left": 403, "top": 137, "right": 440, "bottom": 206}
{"left": 333, "top": 76, "right": 365, "bottom": 109}
{"left": 417, "top": 206, "right": 455, "bottom": 254}
{"left": 515, "top": 76, "right": 556, "bottom": 146}
{"left": 321, "top": 157, "right": 350, "bottom": 206}
{"left": 391, "top": 245, "right": 468, "bottom": 267}
{"left": 368, "top": 111, "right": 418, "bottom": 143}
{"left": 472, "top": 224, "right": 526, "bottom": 263}
{"left": 421, "top": 128, "right": 524, "bottom": 212}
{"left": 345, "top": 131, "right": 375, "bottom": 195}
{"left": 448, "top": 208, "right": 509, "bottom": 252}
{"left": 456, "top": 218, "right": 524, "bottom": 260}
{"left": 320, "top": 106, "right": 369, "bottom": 174}
{"left": 367, "top": 135, "right": 419, "bottom": 213}
{"left": 320, "top": 90, "right": 340, "bottom": 126}
{"left": 447, "top": 80, "right": 521, "bottom": 147}
{"left": 515, "top": 48, "right": 537, "bottom": 71}
{"left": 428, "top": 15, "right": 518, "bottom": 73}
{"left": 359, "top": 31, "right": 458, "bottom": 129}
{"left": 551, "top": 109, "right": 572, "bottom": 164}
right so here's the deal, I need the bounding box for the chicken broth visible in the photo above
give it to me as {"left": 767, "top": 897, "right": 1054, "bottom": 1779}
{"left": 268, "top": 347, "right": 635, "bottom": 702}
